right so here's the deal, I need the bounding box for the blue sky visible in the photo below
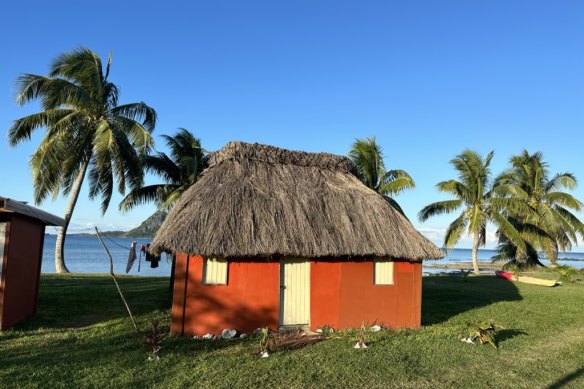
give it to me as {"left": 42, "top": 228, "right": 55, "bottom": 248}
{"left": 1, "top": 1, "right": 583, "bottom": 248}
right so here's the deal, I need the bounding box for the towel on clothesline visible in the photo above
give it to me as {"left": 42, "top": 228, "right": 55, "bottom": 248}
{"left": 126, "top": 241, "right": 137, "bottom": 273}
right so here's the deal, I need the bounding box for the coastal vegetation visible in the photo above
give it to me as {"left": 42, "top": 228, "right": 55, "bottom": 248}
{"left": 1, "top": 273, "right": 583, "bottom": 388}
{"left": 419, "top": 150, "right": 525, "bottom": 274}
{"left": 420, "top": 150, "right": 584, "bottom": 272}
{"left": 492, "top": 151, "right": 584, "bottom": 268}
{"left": 8, "top": 48, "right": 157, "bottom": 273}
{"left": 119, "top": 128, "right": 207, "bottom": 212}
{"left": 349, "top": 137, "right": 415, "bottom": 216}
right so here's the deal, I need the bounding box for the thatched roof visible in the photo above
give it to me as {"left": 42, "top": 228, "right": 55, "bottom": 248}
{"left": 151, "top": 141, "right": 443, "bottom": 262}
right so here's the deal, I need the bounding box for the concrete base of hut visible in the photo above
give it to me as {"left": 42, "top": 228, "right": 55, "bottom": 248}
{"left": 171, "top": 254, "right": 422, "bottom": 336}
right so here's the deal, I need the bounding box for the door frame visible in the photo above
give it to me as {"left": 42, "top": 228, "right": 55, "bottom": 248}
{"left": 279, "top": 259, "right": 311, "bottom": 328}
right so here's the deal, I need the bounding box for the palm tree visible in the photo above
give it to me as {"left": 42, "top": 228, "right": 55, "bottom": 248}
{"left": 419, "top": 150, "right": 525, "bottom": 275}
{"left": 8, "top": 48, "right": 157, "bottom": 273}
{"left": 119, "top": 128, "right": 207, "bottom": 212}
{"left": 493, "top": 150, "right": 584, "bottom": 267}
{"left": 349, "top": 137, "right": 415, "bottom": 215}
{"left": 120, "top": 129, "right": 206, "bottom": 290}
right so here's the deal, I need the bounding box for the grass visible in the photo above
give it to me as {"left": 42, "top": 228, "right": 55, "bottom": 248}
{"left": 1, "top": 272, "right": 584, "bottom": 388}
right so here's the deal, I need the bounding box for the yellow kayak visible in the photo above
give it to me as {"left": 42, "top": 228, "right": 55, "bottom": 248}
{"left": 496, "top": 271, "right": 559, "bottom": 287}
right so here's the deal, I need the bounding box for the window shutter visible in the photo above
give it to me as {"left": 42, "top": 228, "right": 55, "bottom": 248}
{"left": 374, "top": 260, "right": 394, "bottom": 285}
{"left": 203, "top": 257, "right": 228, "bottom": 285}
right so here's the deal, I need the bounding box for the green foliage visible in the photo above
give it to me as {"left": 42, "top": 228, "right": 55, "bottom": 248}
{"left": 258, "top": 327, "right": 270, "bottom": 354}
{"left": 120, "top": 128, "right": 207, "bottom": 212}
{"left": 554, "top": 265, "right": 578, "bottom": 284}
{"left": 493, "top": 151, "right": 584, "bottom": 267}
{"left": 419, "top": 150, "right": 525, "bottom": 274}
{"left": 9, "top": 48, "right": 157, "bottom": 213}
{"left": 349, "top": 137, "right": 415, "bottom": 215}
{"left": 462, "top": 320, "right": 505, "bottom": 349}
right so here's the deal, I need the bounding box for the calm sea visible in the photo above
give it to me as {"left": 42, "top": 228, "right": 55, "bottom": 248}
{"left": 41, "top": 235, "right": 584, "bottom": 276}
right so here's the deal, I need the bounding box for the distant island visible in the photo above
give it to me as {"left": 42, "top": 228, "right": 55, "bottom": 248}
{"left": 47, "top": 210, "right": 167, "bottom": 239}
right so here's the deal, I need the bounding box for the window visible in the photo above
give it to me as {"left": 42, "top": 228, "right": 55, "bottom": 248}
{"left": 203, "top": 257, "right": 228, "bottom": 285}
{"left": 374, "top": 260, "right": 394, "bottom": 285}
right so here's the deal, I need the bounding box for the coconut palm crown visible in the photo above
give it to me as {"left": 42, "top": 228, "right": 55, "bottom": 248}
{"left": 419, "top": 150, "right": 525, "bottom": 274}
{"left": 349, "top": 137, "right": 415, "bottom": 215}
{"left": 119, "top": 129, "right": 207, "bottom": 212}
{"left": 493, "top": 150, "right": 584, "bottom": 266}
{"left": 8, "top": 48, "right": 157, "bottom": 273}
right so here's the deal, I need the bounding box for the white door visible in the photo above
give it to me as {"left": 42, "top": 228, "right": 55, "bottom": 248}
{"left": 280, "top": 259, "right": 310, "bottom": 326}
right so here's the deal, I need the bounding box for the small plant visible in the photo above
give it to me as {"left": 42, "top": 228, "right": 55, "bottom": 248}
{"left": 507, "top": 263, "right": 521, "bottom": 281}
{"left": 354, "top": 322, "right": 368, "bottom": 349}
{"left": 320, "top": 325, "right": 334, "bottom": 338}
{"left": 144, "top": 320, "right": 166, "bottom": 360}
{"left": 258, "top": 327, "right": 270, "bottom": 357}
{"left": 461, "top": 320, "right": 504, "bottom": 349}
{"left": 554, "top": 265, "right": 577, "bottom": 284}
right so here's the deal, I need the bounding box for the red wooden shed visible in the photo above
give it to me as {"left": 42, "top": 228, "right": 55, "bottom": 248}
{"left": 151, "top": 142, "right": 443, "bottom": 336}
{"left": 0, "top": 197, "right": 64, "bottom": 330}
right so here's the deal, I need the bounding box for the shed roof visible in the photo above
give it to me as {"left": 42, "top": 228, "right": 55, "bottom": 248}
{"left": 151, "top": 142, "right": 444, "bottom": 261}
{"left": 0, "top": 197, "right": 65, "bottom": 227}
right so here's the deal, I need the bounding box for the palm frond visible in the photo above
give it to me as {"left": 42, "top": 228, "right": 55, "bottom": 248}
{"left": 418, "top": 199, "right": 463, "bottom": 221}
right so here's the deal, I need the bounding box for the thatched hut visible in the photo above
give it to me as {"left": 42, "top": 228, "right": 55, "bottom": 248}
{"left": 151, "top": 141, "right": 443, "bottom": 336}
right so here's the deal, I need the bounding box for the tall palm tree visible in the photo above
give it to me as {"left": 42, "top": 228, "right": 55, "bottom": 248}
{"left": 419, "top": 150, "right": 525, "bottom": 274}
{"left": 349, "top": 137, "right": 415, "bottom": 215}
{"left": 8, "top": 48, "right": 157, "bottom": 273}
{"left": 119, "top": 128, "right": 207, "bottom": 212}
{"left": 493, "top": 150, "right": 584, "bottom": 267}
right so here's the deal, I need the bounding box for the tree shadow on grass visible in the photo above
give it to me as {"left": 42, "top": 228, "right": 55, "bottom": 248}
{"left": 422, "top": 275, "right": 522, "bottom": 325}
{"left": 496, "top": 328, "right": 528, "bottom": 343}
{"left": 544, "top": 365, "right": 584, "bottom": 389}
{"left": 12, "top": 274, "right": 171, "bottom": 331}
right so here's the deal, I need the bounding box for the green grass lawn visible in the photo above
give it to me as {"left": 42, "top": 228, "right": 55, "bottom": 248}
{"left": 1, "top": 273, "right": 583, "bottom": 388}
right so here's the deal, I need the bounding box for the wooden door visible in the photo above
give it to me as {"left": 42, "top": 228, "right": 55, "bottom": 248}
{"left": 280, "top": 259, "right": 310, "bottom": 326}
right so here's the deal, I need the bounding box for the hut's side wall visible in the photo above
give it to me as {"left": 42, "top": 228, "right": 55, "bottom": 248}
{"left": 0, "top": 215, "right": 45, "bottom": 330}
{"left": 311, "top": 261, "right": 422, "bottom": 330}
{"left": 175, "top": 254, "right": 280, "bottom": 336}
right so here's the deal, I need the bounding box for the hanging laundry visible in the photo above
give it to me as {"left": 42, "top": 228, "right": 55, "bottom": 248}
{"left": 125, "top": 241, "right": 137, "bottom": 273}
{"left": 145, "top": 244, "right": 161, "bottom": 268}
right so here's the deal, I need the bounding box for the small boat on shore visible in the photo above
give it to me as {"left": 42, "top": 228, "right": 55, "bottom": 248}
{"left": 495, "top": 271, "right": 559, "bottom": 287}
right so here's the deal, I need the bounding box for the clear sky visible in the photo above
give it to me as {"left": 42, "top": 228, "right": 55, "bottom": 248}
{"left": 1, "top": 1, "right": 583, "bottom": 248}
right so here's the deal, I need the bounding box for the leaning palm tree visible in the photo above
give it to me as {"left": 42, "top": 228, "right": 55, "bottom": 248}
{"left": 119, "top": 128, "right": 207, "bottom": 212}
{"left": 419, "top": 150, "right": 525, "bottom": 274}
{"left": 8, "top": 48, "right": 157, "bottom": 273}
{"left": 493, "top": 150, "right": 584, "bottom": 267}
{"left": 349, "top": 137, "right": 415, "bottom": 215}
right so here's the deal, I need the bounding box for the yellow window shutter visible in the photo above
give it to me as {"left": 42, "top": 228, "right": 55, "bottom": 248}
{"left": 374, "top": 260, "right": 394, "bottom": 285}
{"left": 203, "top": 257, "right": 228, "bottom": 285}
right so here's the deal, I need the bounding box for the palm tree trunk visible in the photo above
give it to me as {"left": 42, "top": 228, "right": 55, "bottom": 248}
{"left": 54, "top": 160, "right": 89, "bottom": 273}
{"left": 472, "top": 230, "right": 480, "bottom": 275}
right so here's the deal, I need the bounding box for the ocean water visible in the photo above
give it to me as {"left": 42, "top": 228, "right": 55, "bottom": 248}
{"left": 42, "top": 235, "right": 172, "bottom": 276}
{"left": 40, "top": 235, "right": 584, "bottom": 276}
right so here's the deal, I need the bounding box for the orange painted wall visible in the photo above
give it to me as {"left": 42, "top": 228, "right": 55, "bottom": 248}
{"left": 174, "top": 255, "right": 280, "bottom": 336}
{"left": 311, "top": 261, "right": 422, "bottom": 330}
{"left": 172, "top": 256, "right": 423, "bottom": 336}
{"left": 0, "top": 214, "right": 45, "bottom": 330}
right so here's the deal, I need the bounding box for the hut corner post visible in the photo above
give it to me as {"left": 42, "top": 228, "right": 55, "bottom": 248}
{"left": 95, "top": 228, "right": 140, "bottom": 334}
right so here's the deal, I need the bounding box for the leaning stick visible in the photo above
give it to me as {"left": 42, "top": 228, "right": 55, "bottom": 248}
{"left": 95, "top": 227, "right": 140, "bottom": 334}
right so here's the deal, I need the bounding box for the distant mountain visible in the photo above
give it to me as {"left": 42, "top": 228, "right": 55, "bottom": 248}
{"left": 124, "top": 210, "right": 167, "bottom": 238}
{"left": 56, "top": 210, "right": 168, "bottom": 238}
